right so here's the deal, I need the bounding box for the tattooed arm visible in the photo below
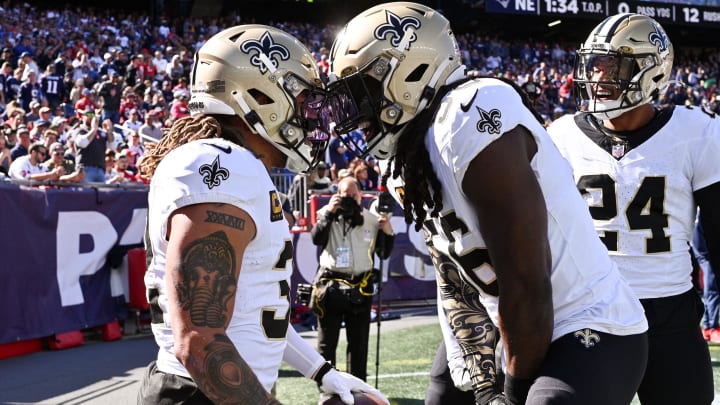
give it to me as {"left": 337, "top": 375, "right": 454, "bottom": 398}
{"left": 165, "top": 203, "right": 280, "bottom": 404}
{"left": 433, "top": 251, "right": 503, "bottom": 404}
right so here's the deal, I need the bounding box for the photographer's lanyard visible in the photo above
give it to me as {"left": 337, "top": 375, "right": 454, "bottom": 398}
{"left": 336, "top": 219, "right": 352, "bottom": 268}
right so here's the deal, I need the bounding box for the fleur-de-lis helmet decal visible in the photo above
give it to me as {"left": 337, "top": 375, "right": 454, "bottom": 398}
{"left": 240, "top": 31, "right": 291, "bottom": 74}
{"left": 199, "top": 155, "right": 230, "bottom": 190}
{"left": 648, "top": 22, "right": 670, "bottom": 55}
{"left": 374, "top": 10, "right": 421, "bottom": 50}
{"left": 187, "top": 24, "right": 325, "bottom": 173}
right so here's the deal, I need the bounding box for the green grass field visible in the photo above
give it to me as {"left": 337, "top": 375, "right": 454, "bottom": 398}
{"left": 275, "top": 321, "right": 720, "bottom": 405}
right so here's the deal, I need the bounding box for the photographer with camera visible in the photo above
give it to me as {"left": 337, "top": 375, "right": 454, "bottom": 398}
{"left": 310, "top": 176, "right": 395, "bottom": 382}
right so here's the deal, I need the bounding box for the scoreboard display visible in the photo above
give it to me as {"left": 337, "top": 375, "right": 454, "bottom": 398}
{"left": 485, "top": 0, "right": 720, "bottom": 27}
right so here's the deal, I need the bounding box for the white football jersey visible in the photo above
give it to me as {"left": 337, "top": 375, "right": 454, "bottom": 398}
{"left": 548, "top": 106, "right": 720, "bottom": 299}
{"left": 384, "top": 78, "right": 647, "bottom": 340}
{"left": 145, "top": 138, "right": 293, "bottom": 391}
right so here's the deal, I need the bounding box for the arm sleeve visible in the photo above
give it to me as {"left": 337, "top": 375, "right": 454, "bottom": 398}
{"left": 282, "top": 326, "right": 328, "bottom": 379}
{"left": 437, "top": 283, "right": 464, "bottom": 363}
{"left": 695, "top": 181, "right": 720, "bottom": 287}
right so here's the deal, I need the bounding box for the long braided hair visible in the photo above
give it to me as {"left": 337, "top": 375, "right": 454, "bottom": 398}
{"left": 391, "top": 75, "right": 544, "bottom": 231}
{"left": 140, "top": 115, "right": 247, "bottom": 178}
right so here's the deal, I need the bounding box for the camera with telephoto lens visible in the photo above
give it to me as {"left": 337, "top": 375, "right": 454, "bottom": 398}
{"left": 337, "top": 195, "right": 364, "bottom": 226}
{"left": 377, "top": 191, "right": 396, "bottom": 214}
{"left": 296, "top": 283, "right": 312, "bottom": 306}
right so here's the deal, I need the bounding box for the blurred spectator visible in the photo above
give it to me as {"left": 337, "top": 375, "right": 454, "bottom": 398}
{"left": 5, "top": 68, "right": 22, "bottom": 104}
{"left": 50, "top": 116, "right": 69, "bottom": 143}
{"left": 169, "top": 89, "right": 189, "bottom": 121}
{"left": 138, "top": 110, "right": 163, "bottom": 142}
{"left": 694, "top": 217, "right": 720, "bottom": 343}
{"left": 40, "top": 64, "right": 65, "bottom": 111}
{"left": 0, "top": 132, "right": 12, "bottom": 175}
{"left": 19, "top": 70, "right": 43, "bottom": 112}
{"left": 166, "top": 54, "right": 184, "bottom": 82}
{"left": 308, "top": 161, "right": 333, "bottom": 193}
{"left": 72, "top": 109, "right": 112, "bottom": 183}
{"left": 119, "top": 91, "right": 140, "bottom": 122}
{"left": 42, "top": 141, "right": 84, "bottom": 182}
{"left": 122, "top": 109, "right": 143, "bottom": 133}
{"left": 38, "top": 106, "right": 53, "bottom": 125}
{"left": 126, "top": 131, "right": 144, "bottom": 166}
{"left": 353, "top": 161, "right": 374, "bottom": 191}
{"left": 160, "top": 79, "right": 174, "bottom": 103}
{"left": 327, "top": 132, "right": 347, "bottom": 181}
{"left": 1, "top": 48, "right": 14, "bottom": 69}
{"left": 30, "top": 119, "right": 50, "bottom": 142}
{"left": 0, "top": 62, "right": 13, "bottom": 107}
{"left": 152, "top": 51, "right": 169, "bottom": 84}
{"left": 74, "top": 88, "right": 95, "bottom": 119}
{"left": 25, "top": 101, "right": 42, "bottom": 124}
{"left": 104, "top": 149, "right": 116, "bottom": 179}
{"left": 10, "top": 125, "right": 31, "bottom": 160}
{"left": 98, "top": 53, "right": 117, "bottom": 79}
{"left": 8, "top": 141, "right": 61, "bottom": 181}
{"left": 98, "top": 71, "right": 123, "bottom": 125}
{"left": 172, "top": 77, "right": 190, "bottom": 97}
{"left": 6, "top": 104, "right": 27, "bottom": 129}
{"left": 105, "top": 150, "right": 136, "bottom": 184}
{"left": 125, "top": 54, "right": 144, "bottom": 88}
{"left": 19, "top": 52, "right": 39, "bottom": 77}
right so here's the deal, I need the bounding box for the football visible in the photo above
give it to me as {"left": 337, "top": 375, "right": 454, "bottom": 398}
{"left": 320, "top": 391, "right": 387, "bottom": 405}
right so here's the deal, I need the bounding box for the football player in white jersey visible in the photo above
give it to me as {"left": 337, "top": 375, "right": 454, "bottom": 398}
{"left": 324, "top": 3, "right": 649, "bottom": 404}
{"left": 136, "top": 25, "right": 388, "bottom": 405}
{"left": 547, "top": 13, "right": 720, "bottom": 404}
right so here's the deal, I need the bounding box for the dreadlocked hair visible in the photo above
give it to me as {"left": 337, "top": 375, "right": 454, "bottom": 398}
{"left": 141, "top": 115, "right": 221, "bottom": 177}
{"left": 380, "top": 156, "right": 393, "bottom": 189}
{"left": 141, "top": 114, "right": 251, "bottom": 178}
{"left": 392, "top": 77, "right": 474, "bottom": 231}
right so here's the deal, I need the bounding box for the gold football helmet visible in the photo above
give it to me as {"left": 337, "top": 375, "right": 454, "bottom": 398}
{"left": 326, "top": 2, "right": 465, "bottom": 159}
{"left": 574, "top": 13, "right": 674, "bottom": 119}
{"left": 189, "top": 24, "right": 327, "bottom": 172}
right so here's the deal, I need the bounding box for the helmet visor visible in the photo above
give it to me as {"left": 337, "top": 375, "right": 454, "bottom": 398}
{"left": 278, "top": 73, "right": 331, "bottom": 170}
{"left": 322, "top": 57, "right": 399, "bottom": 159}
{"left": 574, "top": 52, "right": 637, "bottom": 100}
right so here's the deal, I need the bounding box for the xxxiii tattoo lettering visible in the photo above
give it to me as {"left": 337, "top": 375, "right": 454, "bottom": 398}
{"left": 205, "top": 210, "right": 245, "bottom": 230}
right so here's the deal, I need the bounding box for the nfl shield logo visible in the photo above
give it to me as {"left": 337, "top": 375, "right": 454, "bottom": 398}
{"left": 611, "top": 143, "right": 625, "bottom": 158}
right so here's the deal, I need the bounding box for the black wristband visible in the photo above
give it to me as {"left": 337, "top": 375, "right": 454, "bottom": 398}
{"left": 312, "top": 362, "right": 334, "bottom": 384}
{"left": 503, "top": 373, "right": 533, "bottom": 405}
{"left": 474, "top": 385, "right": 501, "bottom": 405}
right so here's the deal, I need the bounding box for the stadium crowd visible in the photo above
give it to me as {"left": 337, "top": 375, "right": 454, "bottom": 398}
{"left": 1, "top": 1, "right": 720, "bottom": 183}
